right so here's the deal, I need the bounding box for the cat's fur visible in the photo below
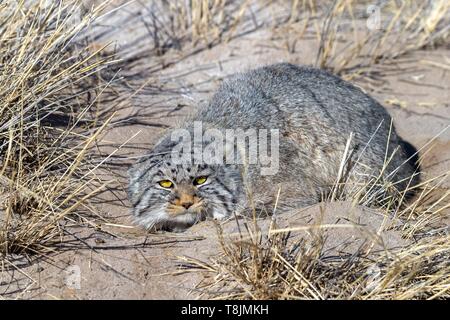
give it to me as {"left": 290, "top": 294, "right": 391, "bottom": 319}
{"left": 128, "top": 63, "right": 419, "bottom": 231}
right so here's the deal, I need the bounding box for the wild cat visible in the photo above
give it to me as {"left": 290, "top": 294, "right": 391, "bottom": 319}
{"left": 128, "top": 63, "right": 418, "bottom": 231}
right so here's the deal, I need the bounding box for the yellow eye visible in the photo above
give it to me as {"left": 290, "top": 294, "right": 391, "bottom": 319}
{"left": 194, "top": 176, "right": 207, "bottom": 186}
{"left": 158, "top": 180, "right": 173, "bottom": 188}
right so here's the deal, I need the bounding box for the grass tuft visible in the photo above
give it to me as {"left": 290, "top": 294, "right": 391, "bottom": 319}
{"left": 0, "top": 0, "right": 115, "bottom": 262}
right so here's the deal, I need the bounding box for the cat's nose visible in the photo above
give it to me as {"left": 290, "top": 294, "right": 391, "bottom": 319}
{"left": 181, "top": 201, "right": 193, "bottom": 209}
{"left": 175, "top": 187, "right": 197, "bottom": 209}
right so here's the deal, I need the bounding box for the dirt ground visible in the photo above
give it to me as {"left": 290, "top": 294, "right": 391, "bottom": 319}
{"left": 1, "top": 1, "right": 449, "bottom": 299}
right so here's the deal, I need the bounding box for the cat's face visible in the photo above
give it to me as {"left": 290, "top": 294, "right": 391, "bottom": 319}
{"left": 128, "top": 150, "right": 242, "bottom": 231}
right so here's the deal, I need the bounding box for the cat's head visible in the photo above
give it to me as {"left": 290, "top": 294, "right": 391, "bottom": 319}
{"left": 127, "top": 134, "right": 242, "bottom": 232}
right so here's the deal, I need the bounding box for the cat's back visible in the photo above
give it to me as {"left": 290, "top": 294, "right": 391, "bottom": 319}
{"left": 195, "top": 63, "right": 391, "bottom": 134}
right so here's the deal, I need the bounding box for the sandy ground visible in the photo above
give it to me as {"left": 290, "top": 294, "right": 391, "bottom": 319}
{"left": 1, "top": 2, "right": 449, "bottom": 299}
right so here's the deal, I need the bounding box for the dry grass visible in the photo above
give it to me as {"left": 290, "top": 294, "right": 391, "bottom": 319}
{"left": 0, "top": 1, "right": 115, "bottom": 263}
{"left": 0, "top": 0, "right": 251, "bottom": 265}
{"left": 182, "top": 221, "right": 449, "bottom": 299}
{"left": 140, "top": 0, "right": 251, "bottom": 55}
{"left": 273, "top": 0, "right": 450, "bottom": 81}
{"left": 315, "top": 0, "right": 449, "bottom": 80}
{"left": 328, "top": 0, "right": 448, "bottom": 79}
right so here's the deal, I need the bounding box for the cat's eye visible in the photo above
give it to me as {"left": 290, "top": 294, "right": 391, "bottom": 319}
{"left": 158, "top": 180, "right": 173, "bottom": 188}
{"left": 193, "top": 176, "right": 207, "bottom": 186}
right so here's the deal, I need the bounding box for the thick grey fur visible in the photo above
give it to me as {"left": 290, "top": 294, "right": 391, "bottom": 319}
{"left": 128, "top": 63, "right": 418, "bottom": 231}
